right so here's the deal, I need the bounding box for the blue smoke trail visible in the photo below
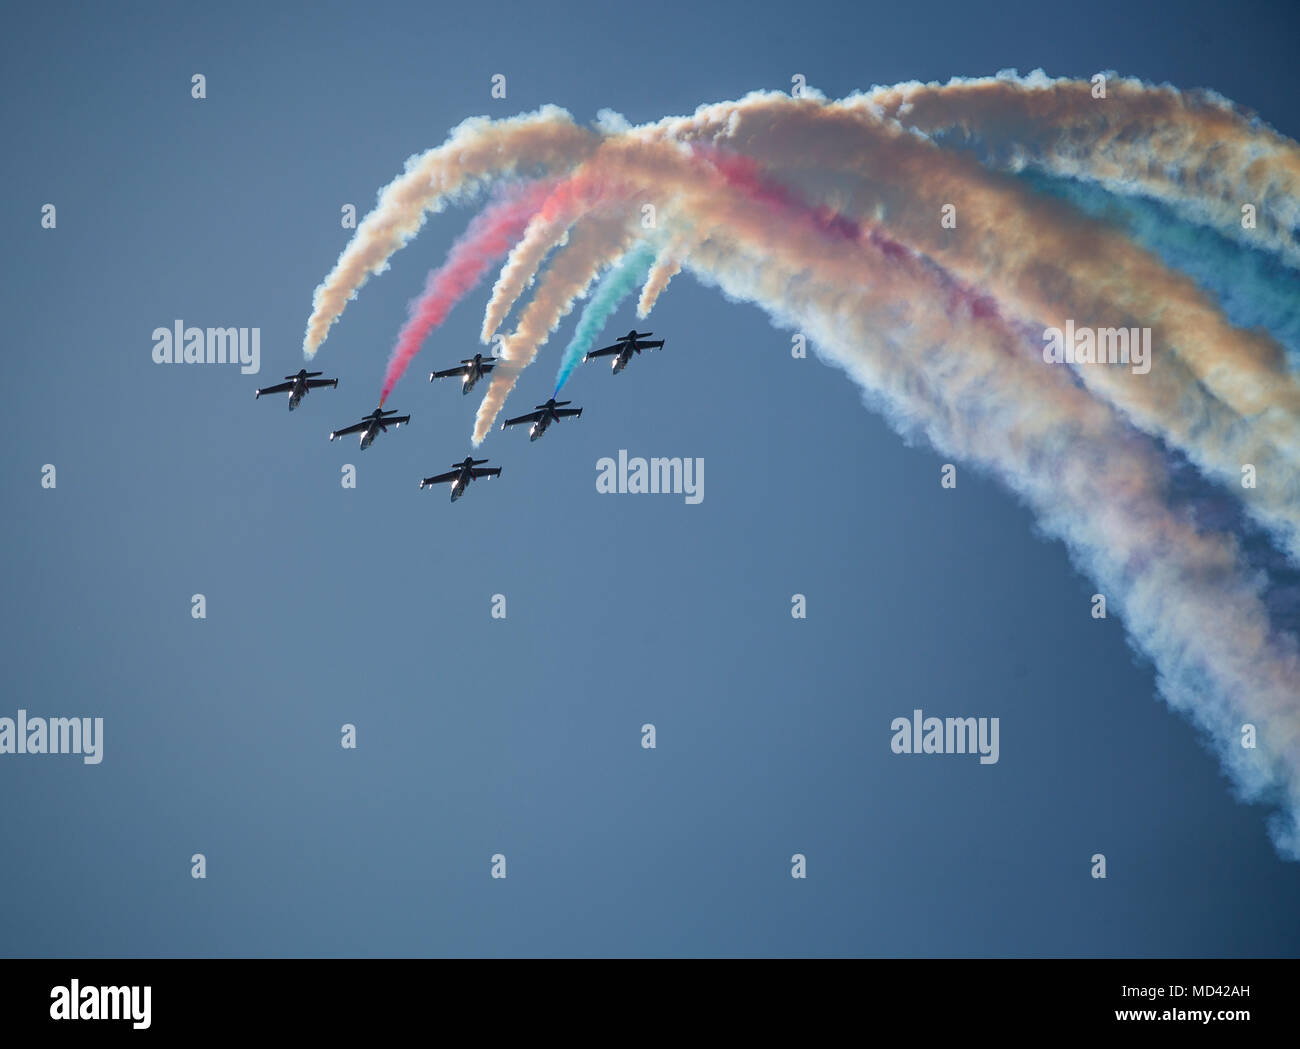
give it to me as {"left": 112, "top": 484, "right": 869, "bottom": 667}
{"left": 1018, "top": 170, "right": 1300, "bottom": 369}
{"left": 553, "top": 243, "right": 657, "bottom": 395}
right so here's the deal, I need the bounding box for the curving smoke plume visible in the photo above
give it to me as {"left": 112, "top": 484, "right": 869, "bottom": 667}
{"left": 552, "top": 242, "right": 656, "bottom": 395}
{"left": 303, "top": 106, "right": 596, "bottom": 359}
{"left": 305, "top": 75, "right": 1300, "bottom": 859}
{"left": 378, "top": 179, "right": 557, "bottom": 405}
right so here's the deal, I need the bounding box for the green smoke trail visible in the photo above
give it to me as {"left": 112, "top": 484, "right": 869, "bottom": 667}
{"left": 552, "top": 243, "right": 656, "bottom": 395}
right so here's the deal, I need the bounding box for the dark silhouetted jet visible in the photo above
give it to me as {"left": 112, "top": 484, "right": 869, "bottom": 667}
{"left": 329, "top": 407, "right": 410, "bottom": 450}
{"left": 419, "top": 456, "right": 502, "bottom": 502}
{"left": 583, "top": 330, "right": 665, "bottom": 374}
{"left": 500, "top": 398, "right": 583, "bottom": 442}
{"left": 255, "top": 369, "right": 338, "bottom": 410}
{"left": 430, "top": 353, "right": 497, "bottom": 394}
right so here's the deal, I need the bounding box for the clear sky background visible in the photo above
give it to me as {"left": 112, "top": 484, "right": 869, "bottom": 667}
{"left": 3, "top": 0, "right": 1298, "bottom": 957}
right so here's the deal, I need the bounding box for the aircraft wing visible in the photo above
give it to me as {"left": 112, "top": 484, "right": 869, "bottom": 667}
{"left": 480, "top": 362, "right": 496, "bottom": 373}
{"left": 305, "top": 378, "right": 337, "bottom": 389}
{"left": 633, "top": 339, "right": 664, "bottom": 351}
{"left": 584, "top": 344, "right": 623, "bottom": 359}
{"left": 470, "top": 467, "right": 502, "bottom": 479}
{"left": 501, "top": 410, "right": 544, "bottom": 428}
{"left": 382, "top": 415, "right": 411, "bottom": 427}
{"left": 430, "top": 366, "right": 466, "bottom": 379}
{"left": 421, "top": 470, "right": 460, "bottom": 486}
{"left": 555, "top": 408, "right": 583, "bottom": 419}
{"left": 256, "top": 381, "right": 294, "bottom": 397}
{"left": 331, "top": 421, "right": 368, "bottom": 437}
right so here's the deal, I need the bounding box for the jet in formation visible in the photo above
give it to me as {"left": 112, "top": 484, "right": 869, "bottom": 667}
{"left": 430, "top": 353, "right": 498, "bottom": 395}
{"left": 419, "top": 456, "right": 502, "bottom": 502}
{"left": 583, "top": 330, "right": 665, "bottom": 375}
{"left": 255, "top": 369, "right": 338, "bottom": 410}
{"left": 329, "top": 407, "right": 411, "bottom": 450}
{"left": 500, "top": 398, "right": 583, "bottom": 442}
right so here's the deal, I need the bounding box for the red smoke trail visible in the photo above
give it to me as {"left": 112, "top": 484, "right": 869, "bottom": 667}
{"left": 693, "top": 144, "right": 1004, "bottom": 327}
{"left": 535, "top": 166, "right": 632, "bottom": 223}
{"left": 378, "top": 179, "right": 558, "bottom": 405}
{"left": 692, "top": 144, "right": 862, "bottom": 241}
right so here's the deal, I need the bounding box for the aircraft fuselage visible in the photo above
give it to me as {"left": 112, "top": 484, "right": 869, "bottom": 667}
{"left": 530, "top": 413, "right": 553, "bottom": 441}
{"left": 466, "top": 357, "right": 493, "bottom": 394}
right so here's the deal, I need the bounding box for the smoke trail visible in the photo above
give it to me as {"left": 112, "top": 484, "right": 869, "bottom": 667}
{"left": 552, "top": 242, "right": 656, "bottom": 394}
{"left": 851, "top": 70, "right": 1300, "bottom": 267}
{"left": 377, "top": 179, "right": 556, "bottom": 405}
{"left": 513, "top": 129, "right": 1300, "bottom": 854}
{"left": 668, "top": 94, "right": 1300, "bottom": 419}
{"left": 305, "top": 80, "right": 1300, "bottom": 858}
{"left": 703, "top": 236, "right": 1300, "bottom": 857}
{"left": 654, "top": 98, "right": 1300, "bottom": 559}
{"left": 680, "top": 219, "right": 1300, "bottom": 858}
{"left": 637, "top": 246, "right": 684, "bottom": 317}
{"left": 472, "top": 213, "right": 638, "bottom": 443}
{"left": 1018, "top": 170, "right": 1300, "bottom": 367}
{"left": 303, "top": 107, "right": 596, "bottom": 358}
{"left": 479, "top": 169, "right": 631, "bottom": 344}
{"left": 466, "top": 136, "right": 874, "bottom": 421}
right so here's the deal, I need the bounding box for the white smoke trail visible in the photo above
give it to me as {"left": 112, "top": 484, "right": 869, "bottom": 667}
{"left": 637, "top": 248, "right": 684, "bottom": 318}
{"left": 687, "top": 224, "right": 1300, "bottom": 858}
{"left": 849, "top": 70, "right": 1300, "bottom": 267}
{"left": 303, "top": 107, "right": 596, "bottom": 358}
{"left": 472, "top": 212, "right": 639, "bottom": 443}
{"left": 306, "top": 80, "right": 1300, "bottom": 857}
{"left": 638, "top": 96, "right": 1300, "bottom": 560}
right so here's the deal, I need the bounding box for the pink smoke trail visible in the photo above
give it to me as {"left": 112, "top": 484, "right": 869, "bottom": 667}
{"left": 692, "top": 144, "right": 862, "bottom": 242}
{"left": 378, "top": 179, "right": 558, "bottom": 405}
{"left": 693, "top": 144, "right": 1004, "bottom": 325}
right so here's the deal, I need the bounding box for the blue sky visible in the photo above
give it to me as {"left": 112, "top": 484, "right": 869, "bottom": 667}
{"left": 2, "top": 0, "right": 1298, "bottom": 956}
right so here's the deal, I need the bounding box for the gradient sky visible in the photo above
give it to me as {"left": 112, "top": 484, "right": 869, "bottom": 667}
{"left": 2, "top": 0, "right": 1298, "bottom": 957}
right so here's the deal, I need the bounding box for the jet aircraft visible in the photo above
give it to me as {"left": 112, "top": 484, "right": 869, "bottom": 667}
{"left": 430, "top": 353, "right": 497, "bottom": 394}
{"left": 329, "top": 407, "right": 410, "bottom": 450}
{"left": 500, "top": 398, "right": 583, "bottom": 442}
{"left": 255, "top": 369, "right": 338, "bottom": 410}
{"left": 583, "top": 330, "right": 665, "bottom": 374}
{"left": 419, "top": 456, "right": 503, "bottom": 502}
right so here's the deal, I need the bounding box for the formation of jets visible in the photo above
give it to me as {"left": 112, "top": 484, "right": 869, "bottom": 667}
{"left": 255, "top": 328, "right": 666, "bottom": 503}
